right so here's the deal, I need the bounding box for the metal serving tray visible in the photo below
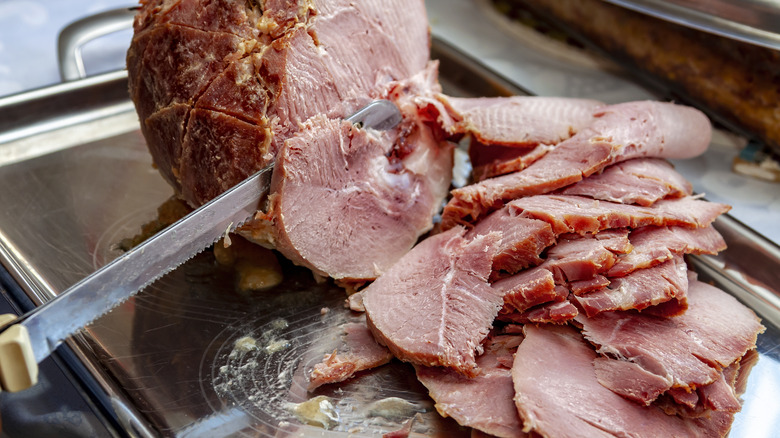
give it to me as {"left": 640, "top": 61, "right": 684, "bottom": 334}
{"left": 1, "top": 13, "right": 779, "bottom": 438}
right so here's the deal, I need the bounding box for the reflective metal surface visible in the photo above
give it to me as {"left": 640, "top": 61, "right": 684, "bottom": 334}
{"left": 604, "top": 0, "right": 780, "bottom": 50}
{"left": 0, "top": 25, "right": 779, "bottom": 438}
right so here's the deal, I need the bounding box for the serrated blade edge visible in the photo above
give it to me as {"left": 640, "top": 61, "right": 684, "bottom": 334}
{"left": 19, "top": 164, "right": 273, "bottom": 364}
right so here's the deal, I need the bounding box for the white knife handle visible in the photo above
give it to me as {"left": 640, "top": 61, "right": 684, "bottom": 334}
{"left": 0, "top": 314, "right": 38, "bottom": 392}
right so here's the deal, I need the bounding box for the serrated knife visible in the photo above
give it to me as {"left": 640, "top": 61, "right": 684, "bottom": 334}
{"left": 0, "top": 99, "right": 402, "bottom": 392}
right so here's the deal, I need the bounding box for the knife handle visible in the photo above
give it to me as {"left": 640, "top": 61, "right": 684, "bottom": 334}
{"left": 0, "top": 314, "right": 38, "bottom": 392}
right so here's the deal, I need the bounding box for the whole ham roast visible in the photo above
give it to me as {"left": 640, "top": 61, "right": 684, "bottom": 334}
{"left": 127, "top": 0, "right": 764, "bottom": 437}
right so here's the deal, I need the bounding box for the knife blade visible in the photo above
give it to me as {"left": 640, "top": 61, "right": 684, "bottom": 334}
{"left": 0, "top": 99, "right": 402, "bottom": 392}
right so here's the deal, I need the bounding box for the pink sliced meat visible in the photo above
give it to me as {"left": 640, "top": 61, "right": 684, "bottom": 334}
{"left": 608, "top": 225, "right": 726, "bottom": 277}
{"left": 561, "top": 158, "right": 692, "bottom": 206}
{"left": 513, "top": 324, "right": 736, "bottom": 438}
{"left": 465, "top": 207, "right": 555, "bottom": 274}
{"left": 363, "top": 227, "right": 503, "bottom": 377}
{"left": 576, "top": 277, "right": 764, "bottom": 407}
{"left": 415, "top": 334, "right": 527, "bottom": 438}
{"left": 509, "top": 195, "right": 729, "bottom": 235}
{"left": 269, "top": 113, "right": 451, "bottom": 281}
{"left": 541, "top": 229, "right": 631, "bottom": 283}
{"left": 573, "top": 255, "right": 689, "bottom": 317}
{"left": 441, "top": 100, "right": 712, "bottom": 229}
{"left": 130, "top": 0, "right": 432, "bottom": 207}
{"left": 512, "top": 300, "right": 579, "bottom": 324}
{"left": 494, "top": 269, "right": 562, "bottom": 314}
{"left": 308, "top": 321, "right": 393, "bottom": 390}
{"left": 439, "top": 96, "right": 603, "bottom": 146}
{"left": 473, "top": 143, "right": 555, "bottom": 182}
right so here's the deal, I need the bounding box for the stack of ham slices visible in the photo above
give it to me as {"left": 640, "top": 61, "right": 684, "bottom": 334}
{"left": 321, "top": 96, "right": 764, "bottom": 437}
{"left": 127, "top": 1, "right": 764, "bottom": 436}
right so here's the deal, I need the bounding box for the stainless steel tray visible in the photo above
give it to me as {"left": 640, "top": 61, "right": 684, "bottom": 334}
{"left": 1, "top": 17, "right": 779, "bottom": 438}
{"left": 603, "top": 0, "right": 780, "bottom": 51}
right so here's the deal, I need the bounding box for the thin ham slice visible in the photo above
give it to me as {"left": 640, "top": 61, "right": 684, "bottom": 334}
{"left": 471, "top": 143, "right": 555, "bottom": 182}
{"left": 438, "top": 96, "right": 603, "bottom": 146}
{"left": 508, "top": 195, "right": 729, "bottom": 235}
{"left": 561, "top": 158, "right": 692, "bottom": 206}
{"left": 308, "top": 321, "right": 393, "bottom": 390}
{"left": 494, "top": 269, "right": 562, "bottom": 315}
{"left": 576, "top": 277, "right": 764, "bottom": 408}
{"left": 415, "top": 333, "right": 527, "bottom": 438}
{"left": 268, "top": 112, "right": 451, "bottom": 281}
{"left": 441, "top": 100, "right": 712, "bottom": 229}
{"left": 437, "top": 96, "right": 603, "bottom": 181}
{"left": 608, "top": 225, "right": 726, "bottom": 277}
{"left": 513, "top": 324, "right": 736, "bottom": 437}
{"left": 573, "top": 255, "right": 690, "bottom": 317}
{"left": 363, "top": 227, "right": 503, "bottom": 377}
{"left": 512, "top": 300, "right": 579, "bottom": 324}
{"left": 540, "top": 229, "right": 632, "bottom": 283}
{"left": 465, "top": 207, "right": 555, "bottom": 274}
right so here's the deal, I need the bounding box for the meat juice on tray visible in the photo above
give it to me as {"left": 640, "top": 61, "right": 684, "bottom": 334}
{"left": 127, "top": 0, "right": 764, "bottom": 437}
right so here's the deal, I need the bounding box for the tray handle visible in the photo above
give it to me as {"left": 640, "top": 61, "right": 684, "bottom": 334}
{"left": 57, "top": 7, "right": 138, "bottom": 82}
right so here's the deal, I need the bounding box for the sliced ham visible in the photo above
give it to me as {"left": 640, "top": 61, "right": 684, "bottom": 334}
{"left": 540, "top": 229, "right": 631, "bottom": 283}
{"left": 561, "top": 158, "right": 692, "bottom": 206}
{"left": 268, "top": 112, "right": 451, "bottom": 281}
{"left": 363, "top": 227, "right": 503, "bottom": 377}
{"left": 494, "top": 269, "right": 562, "bottom": 315}
{"left": 441, "top": 100, "right": 712, "bottom": 229}
{"left": 608, "top": 225, "right": 726, "bottom": 277}
{"left": 513, "top": 324, "right": 736, "bottom": 438}
{"left": 471, "top": 143, "right": 556, "bottom": 182}
{"left": 508, "top": 195, "right": 729, "bottom": 235}
{"left": 437, "top": 96, "right": 603, "bottom": 181}
{"left": 511, "top": 300, "right": 579, "bottom": 324}
{"left": 573, "top": 255, "right": 690, "bottom": 317}
{"left": 576, "top": 277, "right": 764, "bottom": 407}
{"left": 415, "top": 333, "right": 527, "bottom": 438}
{"left": 438, "top": 95, "right": 603, "bottom": 146}
{"left": 465, "top": 207, "right": 555, "bottom": 274}
{"left": 308, "top": 321, "right": 393, "bottom": 390}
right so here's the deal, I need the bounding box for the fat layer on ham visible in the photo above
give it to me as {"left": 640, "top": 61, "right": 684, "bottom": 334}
{"left": 576, "top": 276, "right": 764, "bottom": 407}
{"left": 363, "top": 227, "right": 503, "bottom": 377}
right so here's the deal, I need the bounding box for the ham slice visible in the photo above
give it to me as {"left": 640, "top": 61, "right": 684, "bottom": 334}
{"left": 576, "top": 277, "right": 764, "bottom": 407}
{"left": 561, "top": 158, "right": 692, "bottom": 206}
{"left": 363, "top": 227, "right": 503, "bottom": 377}
{"left": 415, "top": 333, "right": 527, "bottom": 438}
{"left": 539, "top": 229, "right": 632, "bottom": 283}
{"left": 308, "top": 321, "right": 393, "bottom": 390}
{"left": 573, "top": 255, "right": 690, "bottom": 317}
{"left": 494, "top": 269, "right": 562, "bottom": 315}
{"left": 508, "top": 195, "right": 729, "bottom": 235}
{"left": 608, "top": 225, "right": 726, "bottom": 277}
{"left": 465, "top": 208, "right": 555, "bottom": 274}
{"left": 513, "top": 324, "right": 737, "bottom": 437}
{"left": 441, "top": 100, "right": 712, "bottom": 229}
{"left": 437, "top": 96, "right": 603, "bottom": 181}
{"left": 439, "top": 96, "right": 603, "bottom": 146}
{"left": 268, "top": 112, "right": 451, "bottom": 281}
